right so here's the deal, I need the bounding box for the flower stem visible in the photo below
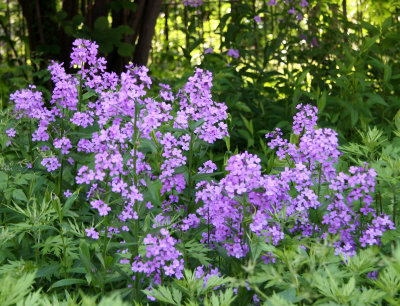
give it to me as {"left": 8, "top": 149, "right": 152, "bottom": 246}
{"left": 187, "top": 131, "right": 194, "bottom": 214}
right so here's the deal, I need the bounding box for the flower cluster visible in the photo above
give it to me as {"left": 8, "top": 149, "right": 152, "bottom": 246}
{"left": 176, "top": 68, "right": 228, "bottom": 143}
{"left": 195, "top": 103, "right": 394, "bottom": 258}
{"left": 227, "top": 49, "right": 239, "bottom": 59}
{"left": 131, "top": 229, "right": 184, "bottom": 281}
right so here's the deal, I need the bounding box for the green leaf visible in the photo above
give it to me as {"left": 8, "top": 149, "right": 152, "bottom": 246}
{"left": 382, "top": 17, "right": 392, "bottom": 31}
{"left": 117, "top": 42, "right": 134, "bottom": 57}
{"left": 36, "top": 265, "right": 60, "bottom": 279}
{"left": 48, "top": 278, "right": 87, "bottom": 290}
{"left": 79, "top": 240, "right": 96, "bottom": 276}
{"left": 139, "top": 138, "right": 157, "bottom": 154}
{"left": 234, "top": 102, "right": 252, "bottom": 113}
{"left": 143, "top": 286, "right": 181, "bottom": 305}
{"left": 351, "top": 110, "right": 359, "bottom": 127}
{"left": 82, "top": 91, "right": 97, "bottom": 101}
{"left": 12, "top": 189, "right": 27, "bottom": 202}
{"left": 361, "top": 35, "right": 379, "bottom": 53}
{"left": 116, "top": 24, "right": 134, "bottom": 36}
{"left": 62, "top": 190, "right": 79, "bottom": 215}
{"left": 71, "top": 14, "right": 84, "bottom": 26}
{"left": 0, "top": 171, "right": 7, "bottom": 188}
{"left": 317, "top": 90, "right": 327, "bottom": 113}
{"left": 188, "top": 119, "right": 205, "bottom": 131}
{"left": 381, "top": 230, "right": 400, "bottom": 245}
{"left": 94, "top": 16, "right": 109, "bottom": 30}
{"left": 365, "top": 93, "right": 388, "bottom": 106}
{"left": 240, "top": 114, "right": 253, "bottom": 136}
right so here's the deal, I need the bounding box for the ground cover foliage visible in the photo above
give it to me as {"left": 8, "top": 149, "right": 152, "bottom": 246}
{"left": 1, "top": 1, "right": 400, "bottom": 305}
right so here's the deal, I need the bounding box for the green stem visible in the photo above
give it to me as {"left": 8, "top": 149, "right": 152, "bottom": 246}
{"left": 187, "top": 131, "right": 195, "bottom": 214}
{"left": 28, "top": 121, "right": 33, "bottom": 160}
{"left": 57, "top": 158, "right": 64, "bottom": 198}
{"left": 60, "top": 226, "right": 68, "bottom": 278}
{"left": 133, "top": 98, "right": 140, "bottom": 301}
{"left": 102, "top": 214, "right": 109, "bottom": 296}
{"left": 242, "top": 194, "right": 249, "bottom": 250}
{"left": 78, "top": 66, "right": 83, "bottom": 112}
{"left": 393, "top": 187, "right": 397, "bottom": 226}
{"left": 317, "top": 165, "right": 322, "bottom": 198}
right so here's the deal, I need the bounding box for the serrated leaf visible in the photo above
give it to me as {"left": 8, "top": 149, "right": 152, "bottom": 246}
{"left": 36, "top": 265, "right": 60, "bottom": 278}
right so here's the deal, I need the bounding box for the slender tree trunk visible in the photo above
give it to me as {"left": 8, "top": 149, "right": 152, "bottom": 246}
{"left": 165, "top": 3, "right": 169, "bottom": 52}
{"left": 342, "top": 0, "right": 348, "bottom": 42}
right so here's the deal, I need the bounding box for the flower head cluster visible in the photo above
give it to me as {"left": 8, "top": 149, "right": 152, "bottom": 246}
{"left": 53, "top": 137, "right": 72, "bottom": 154}
{"left": 131, "top": 229, "right": 184, "bottom": 281}
{"left": 176, "top": 68, "right": 228, "bottom": 143}
{"left": 227, "top": 49, "right": 239, "bottom": 59}
{"left": 10, "top": 85, "right": 50, "bottom": 120}
{"left": 41, "top": 157, "right": 61, "bottom": 172}
{"left": 5, "top": 128, "right": 16, "bottom": 138}
{"left": 70, "top": 39, "right": 117, "bottom": 92}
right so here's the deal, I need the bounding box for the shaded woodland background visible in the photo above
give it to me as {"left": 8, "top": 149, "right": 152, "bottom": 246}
{"left": 1, "top": 0, "right": 400, "bottom": 145}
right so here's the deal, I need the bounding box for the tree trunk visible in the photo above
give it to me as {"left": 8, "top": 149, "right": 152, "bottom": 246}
{"left": 18, "top": 0, "right": 58, "bottom": 65}
{"left": 342, "top": 0, "right": 348, "bottom": 42}
{"left": 59, "top": 0, "right": 79, "bottom": 69}
{"left": 107, "top": 0, "right": 147, "bottom": 72}
{"left": 132, "top": 0, "right": 162, "bottom": 66}
{"left": 18, "top": 0, "right": 162, "bottom": 73}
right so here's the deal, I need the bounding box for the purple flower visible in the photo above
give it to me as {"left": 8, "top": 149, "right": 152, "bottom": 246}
{"left": 198, "top": 160, "right": 217, "bottom": 174}
{"left": 180, "top": 214, "right": 200, "bottom": 231}
{"left": 131, "top": 229, "right": 184, "bottom": 281}
{"left": 41, "top": 157, "right": 61, "bottom": 172}
{"left": 71, "top": 111, "right": 94, "bottom": 128}
{"left": 5, "top": 128, "right": 16, "bottom": 138}
{"left": 311, "top": 37, "right": 320, "bottom": 47}
{"left": 53, "top": 137, "right": 72, "bottom": 154}
{"left": 183, "top": 0, "right": 203, "bottom": 7}
{"left": 288, "top": 7, "right": 296, "bottom": 14}
{"left": 367, "top": 270, "right": 378, "bottom": 280}
{"left": 204, "top": 47, "right": 213, "bottom": 54}
{"left": 300, "top": 0, "right": 309, "bottom": 7}
{"left": 267, "top": 0, "right": 277, "bottom": 5}
{"left": 227, "top": 48, "right": 239, "bottom": 59}
{"left": 64, "top": 189, "right": 72, "bottom": 198}
{"left": 254, "top": 15, "right": 262, "bottom": 23}
{"left": 85, "top": 227, "right": 99, "bottom": 239}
